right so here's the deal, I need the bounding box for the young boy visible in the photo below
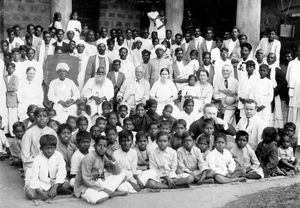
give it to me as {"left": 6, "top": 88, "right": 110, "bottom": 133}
{"left": 159, "top": 105, "right": 176, "bottom": 129}
{"left": 113, "top": 130, "right": 141, "bottom": 192}
{"left": 25, "top": 134, "right": 71, "bottom": 201}
{"left": 66, "top": 115, "right": 77, "bottom": 136}
{"left": 177, "top": 131, "right": 214, "bottom": 184}
{"left": 206, "top": 132, "right": 246, "bottom": 184}
{"left": 283, "top": 122, "right": 297, "bottom": 152}
{"left": 56, "top": 124, "right": 77, "bottom": 175}
{"left": 70, "top": 131, "right": 91, "bottom": 187}
{"left": 159, "top": 120, "right": 172, "bottom": 134}
{"left": 135, "top": 131, "right": 150, "bottom": 171}
{"left": 230, "top": 131, "right": 264, "bottom": 179}
{"left": 117, "top": 105, "right": 128, "bottom": 126}
{"left": 196, "top": 134, "right": 211, "bottom": 161}
{"left": 70, "top": 116, "right": 89, "bottom": 146}
{"left": 23, "top": 104, "right": 38, "bottom": 129}
{"left": 22, "top": 108, "right": 57, "bottom": 174}
{"left": 95, "top": 116, "right": 107, "bottom": 136}
{"left": 196, "top": 118, "right": 215, "bottom": 150}
{"left": 5, "top": 62, "right": 19, "bottom": 137}
{"left": 74, "top": 136, "right": 127, "bottom": 204}
{"left": 252, "top": 64, "right": 273, "bottom": 124}
{"left": 147, "top": 121, "right": 159, "bottom": 153}
{"left": 146, "top": 131, "right": 194, "bottom": 189}
{"left": 9, "top": 121, "right": 25, "bottom": 167}
{"left": 0, "top": 116, "right": 10, "bottom": 160}
{"left": 123, "top": 117, "right": 136, "bottom": 145}
{"left": 105, "top": 125, "right": 120, "bottom": 155}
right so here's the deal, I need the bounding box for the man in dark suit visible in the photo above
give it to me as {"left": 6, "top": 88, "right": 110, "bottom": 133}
{"left": 107, "top": 59, "right": 126, "bottom": 96}
{"left": 199, "top": 27, "right": 217, "bottom": 65}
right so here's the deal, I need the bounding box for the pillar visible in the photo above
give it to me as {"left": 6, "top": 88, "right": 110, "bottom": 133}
{"left": 166, "top": 0, "right": 184, "bottom": 36}
{"left": 236, "top": 0, "right": 261, "bottom": 48}
{"left": 51, "top": 0, "right": 72, "bottom": 31}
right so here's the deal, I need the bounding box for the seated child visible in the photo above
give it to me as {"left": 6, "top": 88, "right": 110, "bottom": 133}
{"left": 90, "top": 125, "right": 102, "bottom": 145}
{"left": 95, "top": 116, "right": 107, "bottom": 136}
{"left": 230, "top": 131, "right": 264, "bottom": 179}
{"left": 48, "top": 108, "right": 57, "bottom": 120}
{"left": 283, "top": 122, "right": 297, "bottom": 152}
{"left": 177, "top": 131, "right": 214, "bottom": 184}
{"left": 77, "top": 102, "right": 92, "bottom": 131}
{"left": 25, "top": 134, "right": 71, "bottom": 201}
{"left": 147, "top": 121, "right": 159, "bottom": 153}
{"left": 146, "top": 131, "right": 194, "bottom": 189}
{"left": 123, "top": 117, "right": 136, "bottom": 145}
{"left": 105, "top": 125, "right": 120, "bottom": 155}
{"left": 158, "top": 105, "right": 176, "bottom": 129}
{"left": 74, "top": 136, "right": 127, "bottom": 204}
{"left": 135, "top": 131, "right": 150, "bottom": 171}
{"left": 70, "top": 116, "right": 89, "bottom": 146}
{"left": 70, "top": 131, "right": 91, "bottom": 187}
{"left": 100, "top": 100, "right": 112, "bottom": 119}
{"left": 132, "top": 103, "right": 152, "bottom": 132}
{"left": 171, "top": 133, "right": 183, "bottom": 150}
{"left": 107, "top": 112, "right": 123, "bottom": 132}
{"left": 206, "top": 132, "right": 246, "bottom": 184}
{"left": 56, "top": 124, "right": 77, "bottom": 176}
{"left": 9, "top": 122, "right": 25, "bottom": 167}
{"left": 145, "top": 99, "right": 160, "bottom": 123}
{"left": 47, "top": 119, "right": 60, "bottom": 133}
{"left": 196, "top": 118, "right": 215, "bottom": 149}
{"left": 113, "top": 130, "right": 141, "bottom": 193}
{"left": 196, "top": 134, "right": 211, "bottom": 161}
{"left": 0, "top": 115, "right": 9, "bottom": 160}
{"left": 159, "top": 120, "right": 172, "bottom": 134}
{"left": 278, "top": 133, "right": 300, "bottom": 174}
{"left": 255, "top": 127, "right": 284, "bottom": 177}
{"left": 118, "top": 105, "right": 129, "bottom": 126}
{"left": 177, "top": 99, "right": 200, "bottom": 129}
{"left": 66, "top": 115, "right": 78, "bottom": 136}
{"left": 23, "top": 104, "right": 38, "bottom": 129}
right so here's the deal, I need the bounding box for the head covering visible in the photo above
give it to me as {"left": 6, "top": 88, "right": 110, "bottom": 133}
{"left": 76, "top": 40, "right": 86, "bottom": 46}
{"left": 155, "top": 44, "right": 166, "bottom": 51}
{"left": 135, "top": 37, "right": 143, "bottom": 43}
{"left": 56, "top": 63, "right": 70, "bottom": 72}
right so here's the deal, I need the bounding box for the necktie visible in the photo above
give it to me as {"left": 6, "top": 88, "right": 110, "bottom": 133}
{"left": 246, "top": 118, "right": 250, "bottom": 129}
{"left": 224, "top": 79, "right": 228, "bottom": 89}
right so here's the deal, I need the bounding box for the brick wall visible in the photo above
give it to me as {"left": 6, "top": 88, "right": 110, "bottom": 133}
{"left": 98, "top": 0, "right": 141, "bottom": 32}
{"left": 2, "top": 0, "right": 51, "bottom": 38}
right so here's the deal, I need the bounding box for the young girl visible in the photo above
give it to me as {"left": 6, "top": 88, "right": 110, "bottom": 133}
{"left": 181, "top": 75, "right": 202, "bottom": 113}
{"left": 133, "top": 103, "right": 152, "bottom": 132}
{"left": 159, "top": 105, "right": 176, "bottom": 129}
{"left": 185, "top": 50, "right": 200, "bottom": 75}
{"left": 196, "top": 134, "right": 211, "bottom": 161}
{"left": 105, "top": 125, "right": 120, "bottom": 154}
{"left": 206, "top": 133, "right": 246, "bottom": 184}
{"left": 255, "top": 127, "right": 284, "bottom": 177}
{"left": 107, "top": 112, "right": 122, "bottom": 132}
{"left": 123, "top": 117, "right": 136, "bottom": 146}
{"left": 278, "top": 133, "right": 300, "bottom": 174}
{"left": 177, "top": 99, "right": 200, "bottom": 129}
{"left": 67, "top": 11, "right": 82, "bottom": 41}
{"left": 49, "top": 12, "right": 62, "bottom": 30}
{"left": 135, "top": 131, "right": 150, "bottom": 171}
{"left": 230, "top": 131, "right": 264, "bottom": 179}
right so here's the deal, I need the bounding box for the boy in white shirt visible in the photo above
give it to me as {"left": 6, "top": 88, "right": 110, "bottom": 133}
{"left": 25, "top": 134, "right": 71, "bottom": 201}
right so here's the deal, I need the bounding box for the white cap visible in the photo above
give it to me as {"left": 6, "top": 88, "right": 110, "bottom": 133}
{"left": 154, "top": 44, "right": 166, "bottom": 51}
{"left": 56, "top": 63, "right": 70, "bottom": 72}
{"left": 135, "top": 37, "right": 143, "bottom": 43}
{"left": 76, "top": 40, "right": 86, "bottom": 46}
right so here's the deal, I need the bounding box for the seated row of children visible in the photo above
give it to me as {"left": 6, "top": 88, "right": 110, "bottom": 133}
{"left": 0, "top": 105, "right": 299, "bottom": 204}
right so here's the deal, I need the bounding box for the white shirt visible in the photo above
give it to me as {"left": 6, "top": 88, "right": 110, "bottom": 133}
{"left": 81, "top": 77, "right": 114, "bottom": 101}
{"left": 29, "top": 151, "right": 66, "bottom": 191}
{"left": 214, "top": 58, "right": 232, "bottom": 82}
{"left": 176, "top": 60, "right": 185, "bottom": 75}
{"left": 205, "top": 40, "right": 213, "bottom": 52}
{"left": 177, "top": 111, "right": 201, "bottom": 129}
{"left": 23, "top": 60, "right": 44, "bottom": 84}
{"left": 120, "top": 59, "right": 135, "bottom": 80}
{"left": 227, "top": 39, "right": 238, "bottom": 56}
{"left": 206, "top": 149, "right": 236, "bottom": 176}
{"left": 252, "top": 77, "right": 274, "bottom": 107}
{"left": 48, "top": 78, "right": 80, "bottom": 103}
{"left": 113, "top": 148, "right": 138, "bottom": 177}
{"left": 70, "top": 149, "right": 86, "bottom": 175}
{"left": 237, "top": 74, "right": 259, "bottom": 109}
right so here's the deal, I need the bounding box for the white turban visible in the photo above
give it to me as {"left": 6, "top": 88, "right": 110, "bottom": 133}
{"left": 155, "top": 44, "right": 166, "bottom": 51}
{"left": 135, "top": 37, "right": 143, "bottom": 43}
{"left": 76, "top": 40, "right": 86, "bottom": 46}
{"left": 56, "top": 63, "right": 70, "bottom": 72}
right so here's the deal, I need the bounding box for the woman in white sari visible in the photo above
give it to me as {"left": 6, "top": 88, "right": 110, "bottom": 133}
{"left": 150, "top": 68, "right": 180, "bottom": 117}
{"left": 18, "top": 67, "right": 43, "bottom": 121}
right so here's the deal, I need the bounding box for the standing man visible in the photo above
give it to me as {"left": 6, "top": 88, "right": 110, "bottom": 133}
{"left": 199, "top": 27, "right": 216, "bottom": 65}
{"left": 186, "top": 26, "right": 204, "bottom": 62}
{"left": 222, "top": 26, "right": 240, "bottom": 59}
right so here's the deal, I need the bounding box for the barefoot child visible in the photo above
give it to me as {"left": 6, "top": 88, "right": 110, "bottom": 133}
{"left": 196, "top": 134, "right": 211, "bottom": 161}
{"left": 147, "top": 121, "right": 159, "bottom": 153}
{"left": 9, "top": 122, "right": 25, "bottom": 167}
{"left": 177, "top": 131, "right": 214, "bottom": 184}
{"left": 230, "top": 131, "right": 264, "bottom": 179}
{"left": 206, "top": 132, "right": 246, "bottom": 184}
{"left": 135, "top": 131, "right": 150, "bottom": 171}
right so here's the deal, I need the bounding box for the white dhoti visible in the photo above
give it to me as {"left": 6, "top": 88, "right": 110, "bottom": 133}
{"left": 53, "top": 103, "right": 77, "bottom": 123}
{"left": 81, "top": 173, "right": 126, "bottom": 204}
{"left": 87, "top": 100, "right": 103, "bottom": 118}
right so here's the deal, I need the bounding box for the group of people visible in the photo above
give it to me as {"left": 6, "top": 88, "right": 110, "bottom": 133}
{"left": 0, "top": 8, "right": 300, "bottom": 205}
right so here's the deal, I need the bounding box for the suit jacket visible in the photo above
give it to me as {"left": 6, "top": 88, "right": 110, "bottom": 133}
{"left": 84, "top": 55, "right": 110, "bottom": 85}
{"left": 4, "top": 74, "right": 18, "bottom": 108}
{"left": 52, "top": 41, "right": 69, "bottom": 53}
{"left": 107, "top": 71, "right": 126, "bottom": 89}
{"left": 272, "top": 67, "right": 289, "bottom": 107}
{"left": 171, "top": 60, "right": 189, "bottom": 79}
{"left": 186, "top": 36, "right": 204, "bottom": 62}
{"left": 199, "top": 40, "right": 217, "bottom": 64}
{"left": 222, "top": 39, "right": 240, "bottom": 59}
{"left": 198, "top": 64, "right": 215, "bottom": 85}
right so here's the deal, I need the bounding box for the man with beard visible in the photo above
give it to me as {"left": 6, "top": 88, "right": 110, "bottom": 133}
{"left": 82, "top": 67, "right": 114, "bottom": 118}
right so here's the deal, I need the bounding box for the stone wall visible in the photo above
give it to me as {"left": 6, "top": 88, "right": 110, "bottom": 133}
{"left": 98, "top": 0, "right": 141, "bottom": 32}
{"left": 2, "top": 0, "right": 51, "bottom": 38}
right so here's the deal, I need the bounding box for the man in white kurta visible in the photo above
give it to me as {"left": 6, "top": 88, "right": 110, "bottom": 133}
{"left": 119, "top": 47, "right": 135, "bottom": 80}
{"left": 82, "top": 67, "right": 114, "bottom": 117}
{"left": 236, "top": 100, "right": 267, "bottom": 150}
{"left": 48, "top": 63, "right": 80, "bottom": 123}
{"left": 76, "top": 40, "right": 89, "bottom": 91}
{"left": 286, "top": 47, "right": 300, "bottom": 141}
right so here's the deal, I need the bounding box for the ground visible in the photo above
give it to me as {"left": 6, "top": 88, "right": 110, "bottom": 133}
{"left": 1, "top": 160, "right": 300, "bottom": 208}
